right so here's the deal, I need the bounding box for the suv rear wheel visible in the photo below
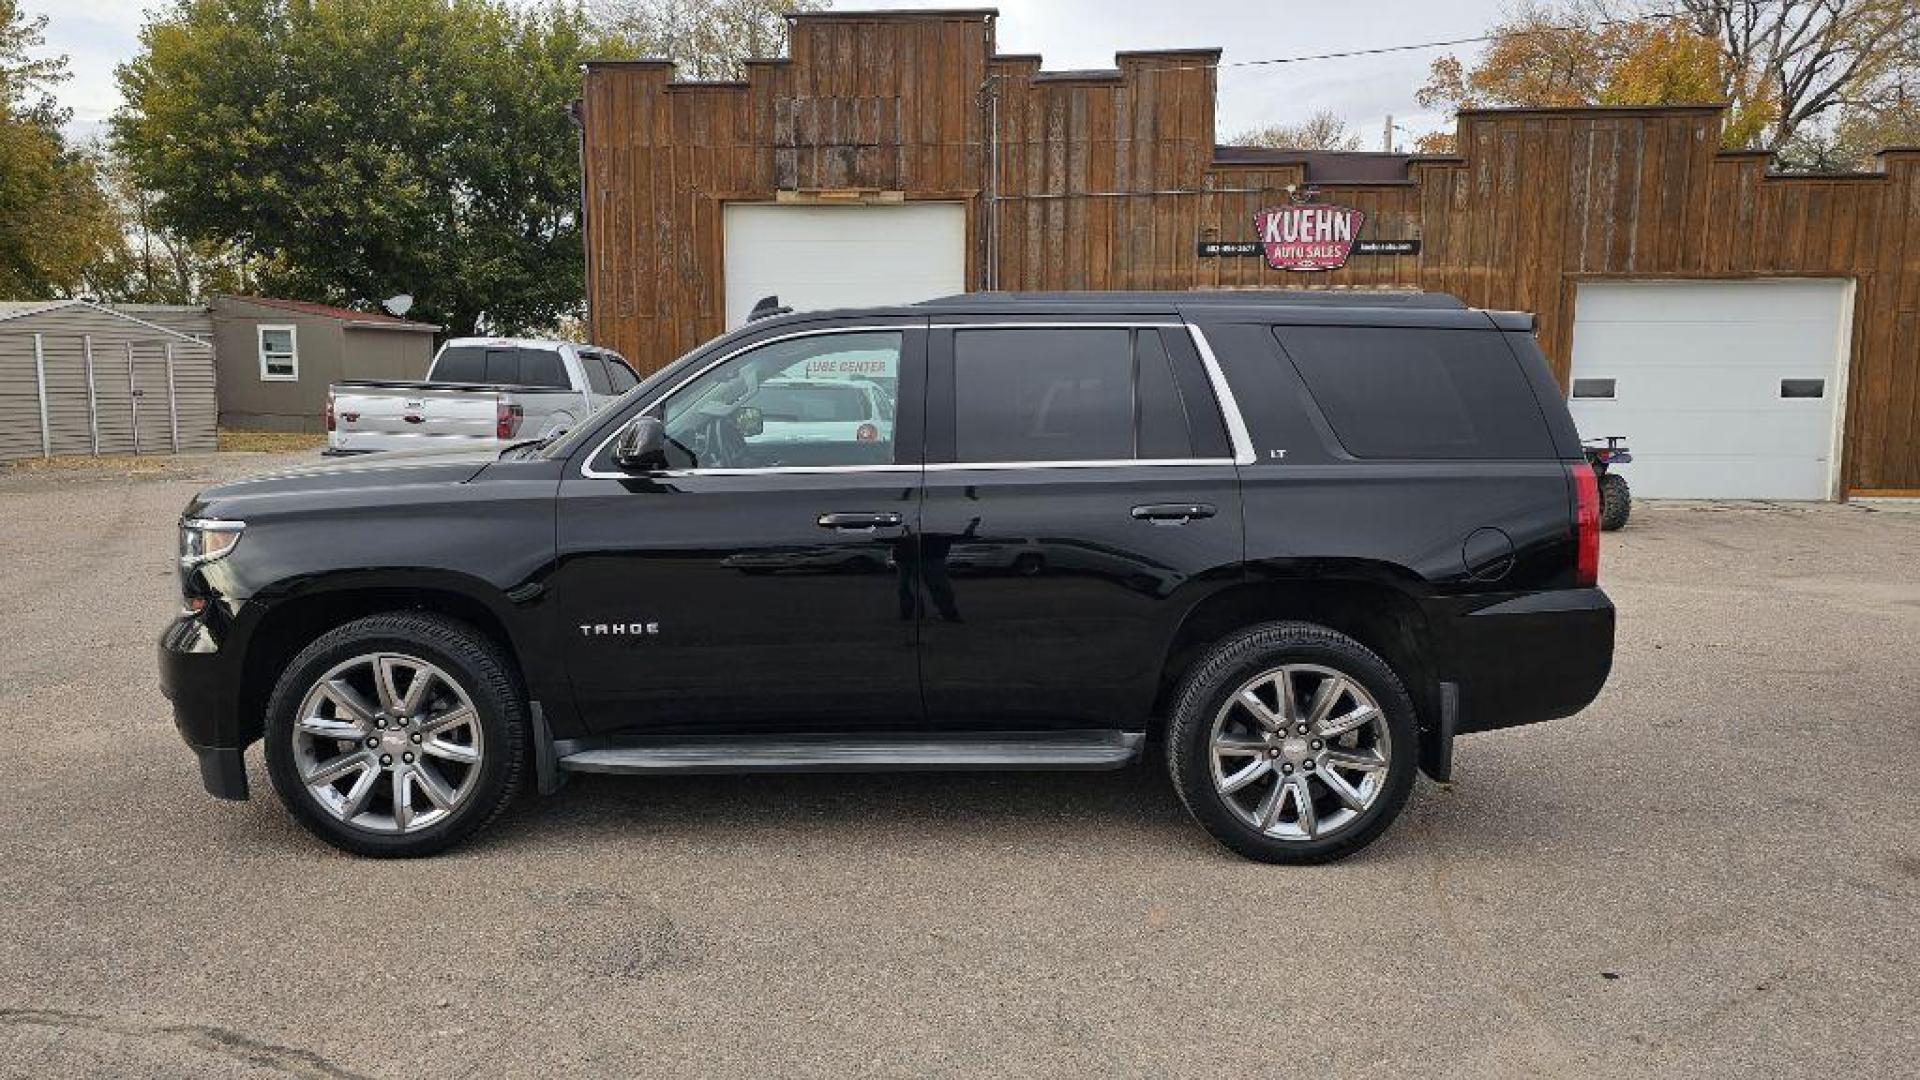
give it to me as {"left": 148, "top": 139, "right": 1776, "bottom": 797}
{"left": 1166, "top": 622, "right": 1418, "bottom": 863}
{"left": 263, "top": 612, "right": 527, "bottom": 857}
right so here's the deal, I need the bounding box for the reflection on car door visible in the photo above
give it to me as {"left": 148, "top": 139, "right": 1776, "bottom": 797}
{"left": 915, "top": 321, "right": 1245, "bottom": 732}
{"left": 553, "top": 320, "right": 927, "bottom": 736}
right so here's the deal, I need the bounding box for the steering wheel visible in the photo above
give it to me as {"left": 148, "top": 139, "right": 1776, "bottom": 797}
{"left": 706, "top": 412, "right": 750, "bottom": 468}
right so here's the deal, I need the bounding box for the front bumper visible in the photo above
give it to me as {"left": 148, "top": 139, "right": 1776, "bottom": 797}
{"left": 158, "top": 614, "right": 252, "bottom": 799}
{"left": 1443, "top": 587, "right": 1616, "bottom": 734}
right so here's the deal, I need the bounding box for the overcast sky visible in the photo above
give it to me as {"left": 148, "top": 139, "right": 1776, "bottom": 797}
{"left": 28, "top": 0, "right": 1505, "bottom": 148}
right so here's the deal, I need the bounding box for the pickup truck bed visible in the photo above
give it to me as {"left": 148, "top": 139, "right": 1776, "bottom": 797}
{"left": 326, "top": 337, "right": 639, "bottom": 455}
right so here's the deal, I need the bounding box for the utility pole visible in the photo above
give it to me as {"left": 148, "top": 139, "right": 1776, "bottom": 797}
{"left": 1383, "top": 114, "right": 1394, "bottom": 153}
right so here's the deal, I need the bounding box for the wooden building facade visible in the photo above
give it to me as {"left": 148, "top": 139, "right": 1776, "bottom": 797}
{"left": 580, "top": 8, "right": 1920, "bottom": 496}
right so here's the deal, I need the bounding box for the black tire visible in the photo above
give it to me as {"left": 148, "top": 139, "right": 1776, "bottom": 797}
{"left": 1165, "top": 622, "right": 1419, "bottom": 864}
{"left": 1599, "top": 472, "right": 1631, "bottom": 531}
{"left": 263, "top": 612, "right": 527, "bottom": 857}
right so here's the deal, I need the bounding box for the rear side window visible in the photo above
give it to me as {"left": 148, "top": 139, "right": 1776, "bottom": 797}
{"left": 604, "top": 353, "right": 640, "bottom": 391}
{"left": 1273, "top": 326, "right": 1552, "bottom": 459}
{"left": 436, "top": 346, "right": 569, "bottom": 388}
{"left": 577, "top": 352, "right": 615, "bottom": 395}
{"left": 953, "top": 329, "right": 1134, "bottom": 462}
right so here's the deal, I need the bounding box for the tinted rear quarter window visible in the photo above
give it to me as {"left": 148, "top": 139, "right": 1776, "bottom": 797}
{"left": 1273, "top": 326, "right": 1551, "bottom": 459}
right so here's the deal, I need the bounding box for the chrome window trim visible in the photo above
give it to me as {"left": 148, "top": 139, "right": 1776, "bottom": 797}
{"left": 577, "top": 318, "right": 1252, "bottom": 480}
{"left": 1183, "top": 323, "right": 1259, "bottom": 466}
{"left": 579, "top": 324, "right": 911, "bottom": 480}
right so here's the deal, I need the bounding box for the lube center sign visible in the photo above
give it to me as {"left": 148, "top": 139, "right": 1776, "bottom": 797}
{"left": 1254, "top": 203, "right": 1365, "bottom": 271}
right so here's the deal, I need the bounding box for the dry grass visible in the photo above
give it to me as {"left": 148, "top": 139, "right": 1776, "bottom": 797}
{"left": 216, "top": 429, "right": 327, "bottom": 453}
{"left": 4, "top": 453, "right": 181, "bottom": 475}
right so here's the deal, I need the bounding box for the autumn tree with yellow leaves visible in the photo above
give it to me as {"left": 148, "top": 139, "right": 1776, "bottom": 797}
{"left": 1415, "top": 0, "right": 1920, "bottom": 170}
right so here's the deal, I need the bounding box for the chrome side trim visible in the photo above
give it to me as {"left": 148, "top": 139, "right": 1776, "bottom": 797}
{"left": 1184, "top": 323, "right": 1259, "bottom": 466}
{"left": 182, "top": 517, "right": 247, "bottom": 531}
{"left": 577, "top": 319, "right": 1234, "bottom": 481}
{"left": 925, "top": 458, "right": 1232, "bottom": 472}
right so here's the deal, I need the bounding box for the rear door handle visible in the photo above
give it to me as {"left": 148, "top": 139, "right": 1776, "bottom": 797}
{"left": 1131, "top": 502, "right": 1217, "bottom": 523}
{"left": 817, "top": 511, "right": 903, "bottom": 531}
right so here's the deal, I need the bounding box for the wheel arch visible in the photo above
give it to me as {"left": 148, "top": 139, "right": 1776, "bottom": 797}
{"left": 1154, "top": 570, "right": 1443, "bottom": 745}
{"left": 234, "top": 573, "right": 541, "bottom": 748}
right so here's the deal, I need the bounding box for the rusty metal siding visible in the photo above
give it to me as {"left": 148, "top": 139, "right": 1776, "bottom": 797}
{"left": 581, "top": 11, "right": 1920, "bottom": 493}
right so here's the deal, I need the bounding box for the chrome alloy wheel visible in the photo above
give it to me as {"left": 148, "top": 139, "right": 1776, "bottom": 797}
{"left": 290, "top": 652, "right": 484, "bottom": 834}
{"left": 1208, "top": 664, "right": 1391, "bottom": 841}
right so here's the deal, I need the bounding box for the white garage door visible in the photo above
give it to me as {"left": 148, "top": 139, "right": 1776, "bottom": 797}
{"left": 723, "top": 202, "right": 967, "bottom": 328}
{"left": 1568, "top": 279, "right": 1853, "bottom": 500}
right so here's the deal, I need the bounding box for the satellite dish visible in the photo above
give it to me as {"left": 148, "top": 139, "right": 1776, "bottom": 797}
{"left": 382, "top": 293, "right": 414, "bottom": 317}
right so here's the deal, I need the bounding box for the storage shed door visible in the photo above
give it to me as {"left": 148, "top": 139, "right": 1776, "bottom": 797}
{"left": 723, "top": 203, "right": 966, "bottom": 328}
{"left": 1568, "top": 279, "right": 1852, "bottom": 500}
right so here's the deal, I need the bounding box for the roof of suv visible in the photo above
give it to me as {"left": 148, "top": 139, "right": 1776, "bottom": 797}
{"left": 918, "top": 290, "right": 1468, "bottom": 310}
{"left": 733, "top": 290, "right": 1532, "bottom": 334}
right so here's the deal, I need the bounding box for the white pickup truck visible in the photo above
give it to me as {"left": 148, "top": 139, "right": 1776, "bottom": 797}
{"left": 326, "top": 337, "right": 640, "bottom": 455}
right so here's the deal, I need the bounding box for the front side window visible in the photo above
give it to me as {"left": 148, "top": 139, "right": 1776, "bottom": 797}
{"left": 258, "top": 325, "right": 297, "bottom": 381}
{"left": 657, "top": 331, "right": 903, "bottom": 469}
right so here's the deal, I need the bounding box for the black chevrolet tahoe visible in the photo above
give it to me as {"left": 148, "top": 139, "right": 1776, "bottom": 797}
{"left": 159, "top": 291, "right": 1613, "bottom": 862}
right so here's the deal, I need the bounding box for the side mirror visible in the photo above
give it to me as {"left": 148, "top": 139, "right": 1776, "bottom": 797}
{"left": 734, "top": 406, "right": 764, "bottom": 438}
{"left": 613, "top": 416, "right": 668, "bottom": 471}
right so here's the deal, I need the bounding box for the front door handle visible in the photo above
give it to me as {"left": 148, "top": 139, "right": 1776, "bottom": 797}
{"left": 817, "top": 511, "right": 903, "bottom": 531}
{"left": 1131, "top": 502, "right": 1217, "bottom": 524}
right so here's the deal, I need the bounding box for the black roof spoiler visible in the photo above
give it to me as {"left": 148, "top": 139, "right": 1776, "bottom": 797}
{"left": 749, "top": 295, "right": 793, "bottom": 321}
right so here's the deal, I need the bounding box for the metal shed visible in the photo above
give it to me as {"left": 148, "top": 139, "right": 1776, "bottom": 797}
{"left": 0, "top": 300, "right": 218, "bottom": 463}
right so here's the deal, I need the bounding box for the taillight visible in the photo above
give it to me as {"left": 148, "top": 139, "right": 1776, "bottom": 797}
{"left": 855, "top": 422, "right": 879, "bottom": 443}
{"left": 324, "top": 393, "right": 336, "bottom": 432}
{"left": 497, "top": 401, "right": 524, "bottom": 440}
{"left": 1571, "top": 461, "right": 1600, "bottom": 586}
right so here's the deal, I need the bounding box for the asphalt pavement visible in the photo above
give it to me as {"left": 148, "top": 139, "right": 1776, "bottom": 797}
{"left": 1, "top": 452, "right": 1916, "bottom": 1078}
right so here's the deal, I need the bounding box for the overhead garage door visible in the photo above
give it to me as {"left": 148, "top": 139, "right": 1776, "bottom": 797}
{"left": 1568, "top": 279, "right": 1853, "bottom": 500}
{"left": 723, "top": 202, "right": 966, "bottom": 328}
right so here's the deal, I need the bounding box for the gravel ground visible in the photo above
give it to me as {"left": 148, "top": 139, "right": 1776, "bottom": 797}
{"left": 1, "top": 452, "right": 1916, "bottom": 1079}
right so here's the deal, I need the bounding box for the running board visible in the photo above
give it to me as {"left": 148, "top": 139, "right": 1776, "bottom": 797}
{"left": 555, "top": 731, "right": 1144, "bottom": 775}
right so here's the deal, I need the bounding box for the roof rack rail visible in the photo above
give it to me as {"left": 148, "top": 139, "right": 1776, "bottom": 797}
{"left": 917, "top": 290, "right": 1467, "bottom": 310}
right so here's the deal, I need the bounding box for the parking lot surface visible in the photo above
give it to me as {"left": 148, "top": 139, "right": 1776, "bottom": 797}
{"left": 2, "top": 452, "right": 1917, "bottom": 1078}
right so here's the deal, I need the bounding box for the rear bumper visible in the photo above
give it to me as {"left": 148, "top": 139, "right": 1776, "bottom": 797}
{"left": 158, "top": 614, "right": 253, "bottom": 799}
{"left": 1442, "top": 588, "right": 1615, "bottom": 734}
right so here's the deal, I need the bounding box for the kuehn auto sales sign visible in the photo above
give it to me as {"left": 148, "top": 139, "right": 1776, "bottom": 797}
{"left": 1254, "top": 203, "right": 1365, "bottom": 270}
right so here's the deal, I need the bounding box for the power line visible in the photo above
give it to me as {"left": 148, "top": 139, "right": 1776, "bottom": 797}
{"left": 1003, "top": 8, "right": 1694, "bottom": 80}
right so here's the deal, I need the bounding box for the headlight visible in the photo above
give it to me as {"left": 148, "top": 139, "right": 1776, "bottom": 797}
{"left": 180, "top": 518, "right": 246, "bottom": 567}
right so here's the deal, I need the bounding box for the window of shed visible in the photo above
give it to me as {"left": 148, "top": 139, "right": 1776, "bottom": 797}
{"left": 258, "top": 325, "right": 298, "bottom": 381}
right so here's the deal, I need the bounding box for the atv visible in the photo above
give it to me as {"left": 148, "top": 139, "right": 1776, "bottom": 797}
{"left": 1584, "top": 436, "right": 1632, "bottom": 531}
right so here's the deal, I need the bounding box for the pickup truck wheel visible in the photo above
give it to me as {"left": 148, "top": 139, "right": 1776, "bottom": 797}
{"left": 263, "top": 613, "right": 527, "bottom": 857}
{"left": 1166, "top": 623, "right": 1418, "bottom": 864}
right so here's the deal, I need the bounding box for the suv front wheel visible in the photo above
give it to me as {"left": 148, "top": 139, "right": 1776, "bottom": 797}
{"left": 263, "top": 612, "right": 527, "bottom": 857}
{"left": 1166, "top": 622, "right": 1418, "bottom": 863}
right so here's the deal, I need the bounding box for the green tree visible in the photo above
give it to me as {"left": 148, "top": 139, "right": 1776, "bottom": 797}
{"left": 1415, "top": 0, "right": 1920, "bottom": 166}
{"left": 112, "top": 0, "right": 595, "bottom": 334}
{"left": 0, "top": 0, "right": 123, "bottom": 298}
